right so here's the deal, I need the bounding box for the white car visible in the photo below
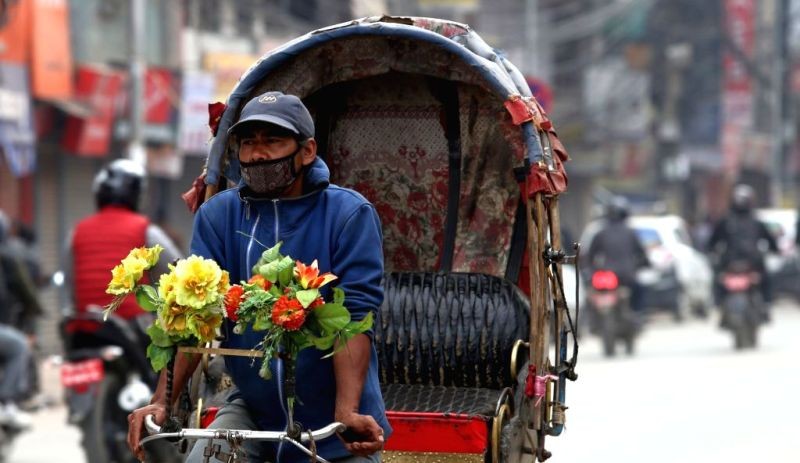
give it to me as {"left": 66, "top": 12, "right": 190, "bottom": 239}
{"left": 628, "top": 215, "right": 714, "bottom": 316}
{"left": 755, "top": 208, "right": 800, "bottom": 300}
{"left": 754, "top": 208, "right": 797, "bottom": 273}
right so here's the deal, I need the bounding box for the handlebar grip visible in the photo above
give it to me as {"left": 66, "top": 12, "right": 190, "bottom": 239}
{"left": 144, "top": 415, "right": 161, "bottom": 434}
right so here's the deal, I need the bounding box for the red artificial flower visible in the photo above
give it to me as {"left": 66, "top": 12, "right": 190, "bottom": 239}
{"left": 272, "top": 296, "right": 307, "bottom": 331}
{"left": 224, "top": 285, "right": 245, "bottom": 321}
{"left": 309, "top": 297, "right": 325, "bottom": 310}
{"left": 248, "top": 274, "right": 272, "bottom": 290}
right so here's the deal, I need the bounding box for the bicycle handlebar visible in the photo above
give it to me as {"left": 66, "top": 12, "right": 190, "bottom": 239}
{"left": 143, "top": 415, "right": 345, "bottom": 443}
{"left": 141, "top": 415, "right": 346, "bottom": 462}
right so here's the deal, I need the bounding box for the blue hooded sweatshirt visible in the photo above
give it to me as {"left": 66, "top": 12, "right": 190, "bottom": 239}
{"left": 190, "top": 157, "right": 391, "bottom": 462}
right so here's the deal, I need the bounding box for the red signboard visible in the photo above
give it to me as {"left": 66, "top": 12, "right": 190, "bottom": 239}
{"left": 721, "top": 0, "right": 755, "bottom": 173}
{"left": 723, "top": 0, "right": 755, "bottom": 93}
{"left": 0, "top": 0, "right": 31, "bottom": 64}
{"left": 144, "top": 68, "right": 174, "bottom": 124}
{"left": 62, "top": 66, "right": 124, "bottom": 156}
{"left": 30, "top": 0, "right": 73, "bottom": 99}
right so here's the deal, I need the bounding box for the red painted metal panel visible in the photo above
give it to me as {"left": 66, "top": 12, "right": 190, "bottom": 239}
{"left": 384, "top": 411, "right": 489, "bottom": 454}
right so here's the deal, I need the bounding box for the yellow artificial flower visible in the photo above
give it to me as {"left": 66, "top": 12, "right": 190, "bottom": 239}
{"left": 217, "top": 270, "right": 231, "bottom": 296}
{"left": 158, "top": 268, "right": 179, "bottom": 305}
{"left": 107, "top": 263, "right": 136, "bottom": 295}
{"left": 189, "top": 311, "right": 223, "bottom": 343}
{"left": 130, "top": 245, "right": 163, "bottom": 268}
{"left": 160, "top": 302, "right": 191, "bottom": 335}
{"left": 173, "top": 255, "right": 225, "bottom": 309}
{"left": 120, "top": 255, "right": 148, "bottom": 282}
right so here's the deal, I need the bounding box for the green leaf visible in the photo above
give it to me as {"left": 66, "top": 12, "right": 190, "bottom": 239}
{"left": 314, "top": 303, "right": 351, "bottom": 334}
{"left": 259, "top": 256, "right": 294, "bottom": 284}
{"left": 135, "top": 285, "right": 159, "bottom": 312}
{"left": 296, "top": 289, "right": 320, "bottom": 308}
{"left": 147, "top": 344, "right": 175, "bottom": 372}
{"left": 259, "top": 358, "right": 273, "bottom": 380}
{"left": 309, "top": 332, "right": 337, "bottom": 350}
{"left": 346, "top": 311, "right": 374, "bottom": 334}
{"left": 262, "top": 242, "right": 284, "bottom": 264}
{"left": 146, "top": 322, "right": 172, "bottom": 348}
{"left": 332, "top": 287, "right": 345, "bottom": 305}
{"left": 253, "top": 313, "right": 273, "bottom": 331}
{"left": 277, "top": 257, "right": 295, "bottom": 286}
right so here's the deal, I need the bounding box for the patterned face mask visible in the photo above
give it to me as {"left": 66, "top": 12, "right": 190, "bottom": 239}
{"left": 240, "top": 146, "right": 302, "bottom": 196}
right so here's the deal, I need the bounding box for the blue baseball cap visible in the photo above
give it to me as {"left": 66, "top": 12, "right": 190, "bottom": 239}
{"left": 228, "top": 91, "right": 315, "bottom": 139}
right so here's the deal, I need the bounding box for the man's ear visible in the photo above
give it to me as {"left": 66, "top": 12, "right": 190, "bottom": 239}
{"left": 300, "top": 138, "right": 317, "bottom": 165}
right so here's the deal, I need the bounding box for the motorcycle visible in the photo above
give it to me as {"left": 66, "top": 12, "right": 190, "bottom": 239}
{"left": 59, "top": 306, "right": 172, "bottom": 463}
{"left": 719, "top": 261, "right": 762, "bottom": 350}
{"left": 588, "top": 269, "right": 638, "bottom": 357}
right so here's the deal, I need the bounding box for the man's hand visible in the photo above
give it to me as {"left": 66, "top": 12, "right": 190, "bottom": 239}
{"left": 335, "top": 411, "right": 384, "bottom": 457}
{"left": 127, "top": 402, "right": 168, "bottom": 461}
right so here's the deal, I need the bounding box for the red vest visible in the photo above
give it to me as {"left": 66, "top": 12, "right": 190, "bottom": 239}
{"left": 72, "top": 206, "right": 150, "bottom": 319}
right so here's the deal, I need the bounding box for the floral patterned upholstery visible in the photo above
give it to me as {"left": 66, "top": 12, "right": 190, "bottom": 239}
{"left": 246, "top": 36, "right": 525, "bottom": 277}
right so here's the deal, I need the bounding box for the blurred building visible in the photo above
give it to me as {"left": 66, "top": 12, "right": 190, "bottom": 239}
{"left": 0, "top": 0, "right": 378, "bottom": 355}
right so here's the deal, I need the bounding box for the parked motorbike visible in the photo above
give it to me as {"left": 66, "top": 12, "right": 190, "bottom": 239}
{"left": 59, "top": 306, "right": 175, "bottom": 463}
{"left": 719, "top": 261, "right": 762, "bottom": 350}
{"left": 588, "top": 270, "right": 638, "bottom": 357}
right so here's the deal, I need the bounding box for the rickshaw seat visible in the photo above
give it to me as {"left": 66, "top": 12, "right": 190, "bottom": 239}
{"left": 377, "top": 271, "right": 529, "bottom": 390}
{"left": 376, "top": 272, "right": 527, "bottom": 457}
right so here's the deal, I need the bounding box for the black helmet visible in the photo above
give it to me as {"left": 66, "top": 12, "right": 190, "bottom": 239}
{"left": 92, "top": 159, "right": 146, "bottom": 211}
{"left": 731, "top": 184, "right": 755, "bottom": 213}
{"left": 606, "top": 196, "right": 630, "bottom": 221}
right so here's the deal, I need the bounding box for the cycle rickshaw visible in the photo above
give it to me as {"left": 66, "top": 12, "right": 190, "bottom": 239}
{"left": 164, "top": 15, "right": 580, "bottom": 463}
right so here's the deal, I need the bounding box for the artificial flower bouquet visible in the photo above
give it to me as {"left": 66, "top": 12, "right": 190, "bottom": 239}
{"left": 224, "top": 242, "right": 373, "bottom": 381}
{"left": 104, "top": 243, "right": 373, "bottom": 380}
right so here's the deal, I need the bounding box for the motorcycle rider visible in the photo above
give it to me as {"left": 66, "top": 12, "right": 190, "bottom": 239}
{"left": 0, "top": 210, "right": 41, "bottom": 429}
{"left": 587, "top": 197, "right": 649, "bottom": 317}
{"left": 708, "top": 184, "right": 778, "bottom": 321}
{"left": 66, "top": 159, "right": 181, "bottom": 321}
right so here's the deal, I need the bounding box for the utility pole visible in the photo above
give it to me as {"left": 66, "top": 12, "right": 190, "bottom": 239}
{"left": 771, "top": 0, "right": 792, "bottom": 206}
{"left": 128, "top": 0, "right": 147, "bottom": 165}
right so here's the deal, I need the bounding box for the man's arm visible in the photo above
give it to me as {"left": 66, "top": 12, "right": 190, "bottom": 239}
{"left": 126, "top": 347, "right": 200, "bottom": 460}
{"left": 333, "top": 333, "right": 384, "bottom": 456}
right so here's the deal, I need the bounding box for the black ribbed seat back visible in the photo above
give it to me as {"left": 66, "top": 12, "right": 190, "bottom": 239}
{"left": 376, "top": 272, "right": 530, "bottom": 389}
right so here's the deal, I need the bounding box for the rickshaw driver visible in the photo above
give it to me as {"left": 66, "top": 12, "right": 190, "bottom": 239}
{"left": 126, "top": 91, "right": 390, "bottom": 462}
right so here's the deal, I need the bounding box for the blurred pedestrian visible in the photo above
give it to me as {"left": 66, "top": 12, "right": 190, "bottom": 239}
{"left": 66, "top": 159, "right": 181, "bottom": 321}
{"left": 0, "top": 210, "right": 41, "bottom": 428}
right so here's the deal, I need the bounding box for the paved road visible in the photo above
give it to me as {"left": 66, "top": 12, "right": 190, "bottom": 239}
{"left": 547, "top": 299, "right": 800, "bottom": 462}
{"left": 8, "top": 301, "right": 800, "bottom": 462}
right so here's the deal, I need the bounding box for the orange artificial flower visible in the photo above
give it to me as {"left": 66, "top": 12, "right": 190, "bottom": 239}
{"left": 248, "top": 274, "right": 272, "bottom": 290}
{"left": 224, "top": 285, "right": 245, "bottom": 321}
{"left": 272, "top": 295, "right": 307, "bottom": 331}
{"left": 294, "top": 260, "right": 337, "bottom": 289}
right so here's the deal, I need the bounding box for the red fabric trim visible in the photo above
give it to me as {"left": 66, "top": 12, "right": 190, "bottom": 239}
{"left": 385, "top": 411, "right": 489, "bottom": 454}
{"left": 181, "top": 172, "right": 207, "bottom": 213}
{"left": 504, "top": 97, "right": 533, "bottom": 125}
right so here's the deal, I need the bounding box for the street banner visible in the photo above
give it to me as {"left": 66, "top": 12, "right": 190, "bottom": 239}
{"left": 203, "top": 52, "right": 258, "bottom": 103}
{"left": 145, "top": 68, "right": 176, "bottom": 124}
{"left": 0, "top": 63, "right": 36, "bottom": 176}
{"left": 721, "top": 0, "right": 755, "bottom": 173}
{"left": 0, "top": 0, "right": 31, "bottom": 64}
{"left": 62, "top": 65, "right": 124, "bottom": 156}
{"left": 178, "top": 71, "right": 215, "bottom": 155}
{"left": 30, "top": 0, "right": 73, "bottom": 99}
